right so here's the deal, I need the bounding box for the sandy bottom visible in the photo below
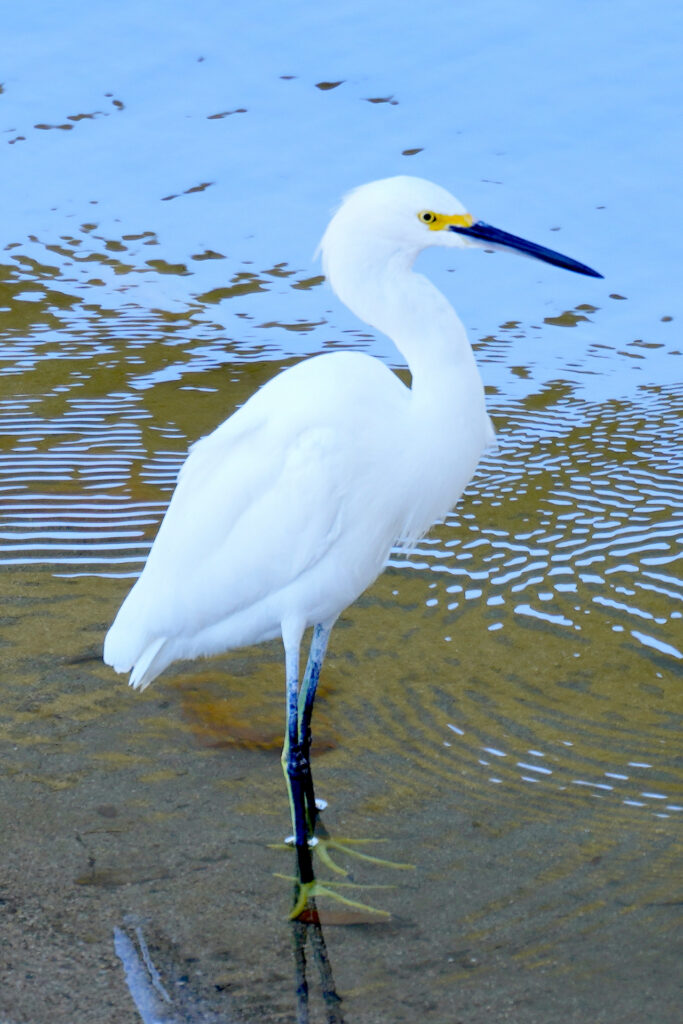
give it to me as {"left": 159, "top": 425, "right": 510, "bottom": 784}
{"left": 1, "top": 568, "right": 679, "bottom": 1023}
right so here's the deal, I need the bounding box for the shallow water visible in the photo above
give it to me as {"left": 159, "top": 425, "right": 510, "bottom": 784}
{"left": 1, "top": 2, "right": 682, "bottom": 1022}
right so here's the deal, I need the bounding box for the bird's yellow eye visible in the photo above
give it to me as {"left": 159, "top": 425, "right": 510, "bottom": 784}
{"left": 419, "top": 210, "right": 437, "bottom": 224}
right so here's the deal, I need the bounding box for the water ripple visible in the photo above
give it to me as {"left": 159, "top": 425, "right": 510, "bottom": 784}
{"left": 388, "top": 389, "right": 683, "bottom": 666}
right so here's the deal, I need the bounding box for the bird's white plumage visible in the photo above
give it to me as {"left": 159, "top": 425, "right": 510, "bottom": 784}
{"left": 104, "top": 176, "right": 495, "bottom": 691}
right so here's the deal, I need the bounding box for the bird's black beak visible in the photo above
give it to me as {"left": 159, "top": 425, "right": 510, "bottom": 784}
{"left": 448, "top": 221, "right": 603, "bottom": 278}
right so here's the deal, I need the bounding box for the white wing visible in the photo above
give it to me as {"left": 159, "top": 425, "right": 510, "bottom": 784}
{"left": 104, "top": 352, "right": 408, "bottom": 681}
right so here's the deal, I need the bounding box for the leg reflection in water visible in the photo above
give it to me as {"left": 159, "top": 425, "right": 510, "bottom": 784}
{"left": 291, "top": 889, "right": 345, "bottom": 1024}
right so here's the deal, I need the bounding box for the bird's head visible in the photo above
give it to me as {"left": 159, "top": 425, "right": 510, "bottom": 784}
{"left": 320, "top": 175, "right": 602, "bottom": 282}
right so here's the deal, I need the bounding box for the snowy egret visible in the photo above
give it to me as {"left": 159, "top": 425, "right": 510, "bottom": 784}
{"left": 104, "top": 176, "right": 601, "bottom": 908}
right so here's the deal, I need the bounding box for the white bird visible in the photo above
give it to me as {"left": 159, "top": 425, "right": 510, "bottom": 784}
{"left": 104, "top": 176, "right": 601, "bottom": 906}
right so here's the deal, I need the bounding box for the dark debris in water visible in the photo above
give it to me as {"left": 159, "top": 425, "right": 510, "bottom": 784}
{"left": 162, "top": 182, "right": 215, "bottom": 202}
{"left": 207, "top": 109, "right": 247, "bottom": 120}
{"left": 544, "top": 310, "right": 591, "bottom": 328}
{"left": 34, "top": 122, "right": 74, "bottom": 131}
{"left": 192, "top": 250, "right": 226, "bottom": 261}
{"left": 291, "top": 274, "right": 325, "bottom": 291}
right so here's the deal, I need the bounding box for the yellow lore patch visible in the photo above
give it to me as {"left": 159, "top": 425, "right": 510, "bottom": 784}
{"left": 418, "top": 209, "right": 474, "bottom": 230}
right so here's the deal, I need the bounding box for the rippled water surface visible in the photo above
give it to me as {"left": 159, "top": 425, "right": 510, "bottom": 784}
{"left": 2, "top": 2, "right": 682, "bottom": 1023}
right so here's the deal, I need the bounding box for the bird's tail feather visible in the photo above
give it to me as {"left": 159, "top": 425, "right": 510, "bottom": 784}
{"left": 129, "top": 636, "right": 168, "bottom": 691}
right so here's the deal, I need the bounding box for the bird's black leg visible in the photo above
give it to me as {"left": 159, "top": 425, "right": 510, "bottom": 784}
{"left": 281, "top": 622, "right": 402, "bottom": 919}
{"left": 298, "top": 622, "right": 333, "bottom": 834}
{"left": 287, "top": 744, "right": 315, "bottom": 885}
{"left": 284, "top": 635, "right": 315, "bottom": 885}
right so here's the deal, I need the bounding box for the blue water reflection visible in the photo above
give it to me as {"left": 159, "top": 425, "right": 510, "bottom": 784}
{"left": 3, "top": 1, "right": 682, "bottom": 382}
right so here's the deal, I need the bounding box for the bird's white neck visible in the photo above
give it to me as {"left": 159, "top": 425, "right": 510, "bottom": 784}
{"left": 322, "top": 226, "right": 492, "bottom": 545}
{"left": 325, "top": 240, "right": 479, "bottom": 397}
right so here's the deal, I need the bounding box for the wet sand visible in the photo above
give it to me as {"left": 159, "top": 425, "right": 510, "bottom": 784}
{"left": 1, "top": 567, "right": 679, "bottom": 1023}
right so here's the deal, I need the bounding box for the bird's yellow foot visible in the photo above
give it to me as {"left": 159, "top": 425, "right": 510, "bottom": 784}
{"left": 275, "top": 874, "right": 394, "bottom": 920}
{"left": 269, "top": 834, "right": 414, "bottom": 877}
{"left": 314, "top": 836, "right": 414, "bottom": 877}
